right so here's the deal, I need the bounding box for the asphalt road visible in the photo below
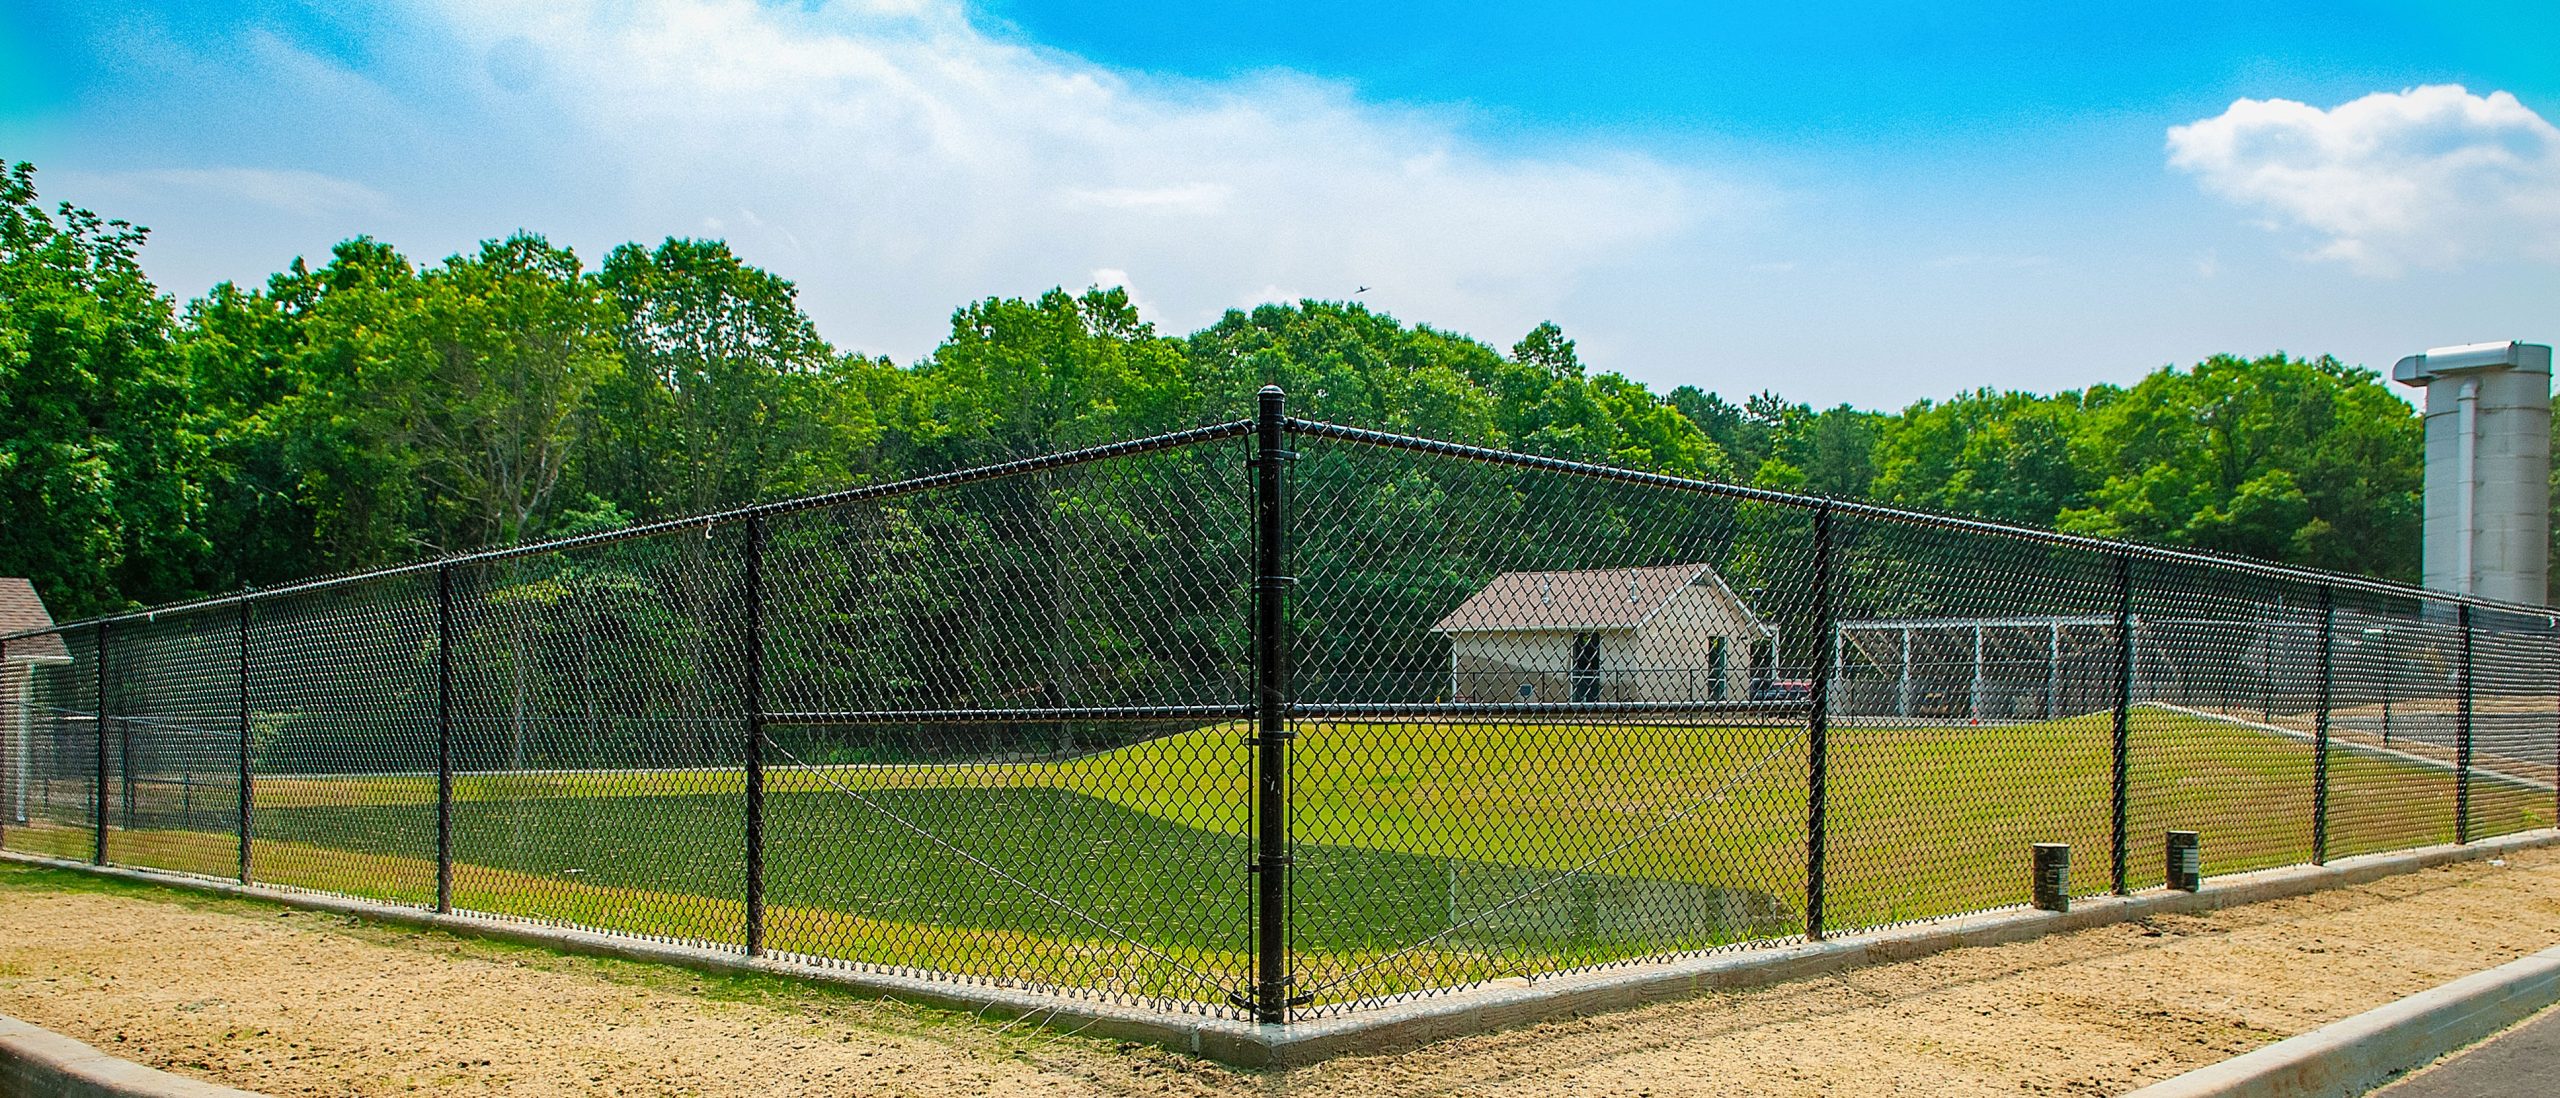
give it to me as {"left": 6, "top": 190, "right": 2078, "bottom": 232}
{"left": 2372, "top": 1002, "right": 2560, "bottom": 1097}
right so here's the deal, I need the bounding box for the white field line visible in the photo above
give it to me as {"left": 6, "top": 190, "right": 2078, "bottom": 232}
{"left": 2142, "top": 701, "right": 2555, "bottom": 794}
{"left": 254, "top": 759, "right": 1078, "bottom": 784}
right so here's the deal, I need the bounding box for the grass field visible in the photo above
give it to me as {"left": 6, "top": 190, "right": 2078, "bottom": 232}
{"left": 6, "top": 706, "right": 2547, "bottom": 1011}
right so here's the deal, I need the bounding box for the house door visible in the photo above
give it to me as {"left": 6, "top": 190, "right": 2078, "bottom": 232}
{"left": 1570, "top": 632, "right": 1602, "bottom": 702}
{"left": 1708, "top": 637, "right": 1728, "bottom": 701}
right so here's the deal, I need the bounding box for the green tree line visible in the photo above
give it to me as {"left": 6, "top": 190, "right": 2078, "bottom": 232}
{"left": 0, "top": 160, "right": 2474, "bottom": 621}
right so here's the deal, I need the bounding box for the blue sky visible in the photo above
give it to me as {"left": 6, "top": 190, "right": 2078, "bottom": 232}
{"left": 5, "top": 1, "right": 2557, "bottom": 410}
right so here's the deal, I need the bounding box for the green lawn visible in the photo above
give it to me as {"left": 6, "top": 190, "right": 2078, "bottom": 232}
{"left": 10, "top": 706, "right": 2544, "bottom": 1011}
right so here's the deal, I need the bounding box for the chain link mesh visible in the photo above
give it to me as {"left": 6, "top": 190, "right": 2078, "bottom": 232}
{"left": 1285, "top": 431, "right": 1810, "bottom": 1013}
{"left": 3, "top": 626, "right": 98, "bottom": 863}
{"left": 1, "top": 410, "right": 2553, "bottom": 1025}
{"left": 1824, "top": 514, "right": 2121, "bottom": 927}
{"left": 98, "top": 608, "right": 244, "bottom": 879}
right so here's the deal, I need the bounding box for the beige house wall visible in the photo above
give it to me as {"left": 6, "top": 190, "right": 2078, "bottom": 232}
{"left": 1443, "top": 583, "right": 1762, "bottom": 702}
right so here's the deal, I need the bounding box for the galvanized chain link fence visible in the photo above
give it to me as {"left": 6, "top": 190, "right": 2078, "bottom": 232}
{"left": 4, "top": 388, "right": 2555, "bottom": 1023}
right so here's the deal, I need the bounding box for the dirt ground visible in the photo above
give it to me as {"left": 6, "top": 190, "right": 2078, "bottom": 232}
{"left": 4, "top": 850, "right": 2559, "bottom": 1097}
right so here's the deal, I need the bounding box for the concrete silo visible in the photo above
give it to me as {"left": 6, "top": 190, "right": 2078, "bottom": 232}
{"left": 2392, "top": 341, "right": 2553, "bottom": 605}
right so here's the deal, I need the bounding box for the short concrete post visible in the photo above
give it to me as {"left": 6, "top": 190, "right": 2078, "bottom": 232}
{"left": 2166, "top": 830, "right": 2201, "bottom": 892}
{"left": 2032, "top": 843, "right": 2071, "bottom": 912}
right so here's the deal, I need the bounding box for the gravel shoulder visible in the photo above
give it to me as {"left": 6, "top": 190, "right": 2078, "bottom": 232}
{"left": 4, "top": 848, "right": 2559, "bottom": 1097}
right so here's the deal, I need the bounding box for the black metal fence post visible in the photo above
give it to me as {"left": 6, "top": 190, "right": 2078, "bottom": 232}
{"left": 1802, "top": 502, "right": 1836, "bottom": 941}
{"left": 435, "top": 566, "right": 455, "bottom": 913}
{"left": 743, "top": 514, "right": 768, "bottom": 957}
{"left": 93, "top": 621, "right": 108, "bottom": 866}
{"left": 2312, "top": 587, "right": 2334, "bottom": 865}
{"left": 237, "top": 601, "right": 252, "bottom": 884}
{"left": 118, "top": 633, "right": 134, "bottom": 839}
{"left": 2110, "top": 554, "right": 2133, "bottom": 895}
{"left": 1250, "top": 386, "right": 1296, "bottom": 1024}
{"left": 2457, "top": 603, "right": 2474, "bottom": 845}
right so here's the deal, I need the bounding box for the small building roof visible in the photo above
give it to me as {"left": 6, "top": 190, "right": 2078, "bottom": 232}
{"left": 0, "top": 578, "right": 72, "bottom": 664}
{"left": 1433, "top": 563, "right": 1758, "bottom": 634}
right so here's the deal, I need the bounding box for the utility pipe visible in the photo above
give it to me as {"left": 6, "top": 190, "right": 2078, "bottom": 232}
{"left": 2456, "top": 378, "right": 2479, "bottom": 596}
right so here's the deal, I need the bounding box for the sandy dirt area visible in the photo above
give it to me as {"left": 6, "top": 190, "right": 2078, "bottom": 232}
{"left": 4, "top": 849, "right": 2559, "bottom": 1097}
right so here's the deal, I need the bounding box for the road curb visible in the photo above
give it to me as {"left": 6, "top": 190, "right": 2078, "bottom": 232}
{"left": 0, "top": 1014, "right": 263, "bottom": 1098}
{"left": 7, "top": 829, "right": 2556, "bottom": 1067}
{"left": 2120, "top": 942, "right": 2560, "bottom": 1098}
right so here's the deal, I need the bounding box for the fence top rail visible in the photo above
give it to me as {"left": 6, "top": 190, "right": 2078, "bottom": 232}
{"left": 6, "top": 418, "right": 1257, "bottom": 641}
{"left": 1282, "top": 416, "right": 2560, "bottom": 623}
{"left": 1840, "top": 615, "right": 2121, "bottom": 630}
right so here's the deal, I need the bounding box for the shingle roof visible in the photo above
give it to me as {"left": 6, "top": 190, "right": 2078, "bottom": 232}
{"left": 1431, "top": 563, "right": 1718, "bottom": 633}
{"left": 0, "top": 578, "right": 72, "bottom": 663}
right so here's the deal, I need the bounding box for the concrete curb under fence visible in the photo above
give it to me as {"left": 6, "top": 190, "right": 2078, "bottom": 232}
{"left": 7, "top": 828, "right": 2555, "bottom": 1069}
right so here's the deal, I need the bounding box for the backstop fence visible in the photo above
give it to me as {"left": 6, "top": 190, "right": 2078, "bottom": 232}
{"left": 4, "top": 388, "right": 2555, "bottom": 1024}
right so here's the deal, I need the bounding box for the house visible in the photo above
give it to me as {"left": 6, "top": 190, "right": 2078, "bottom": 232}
{"left": 1430, "top": 563, "right": 1774, "bottom": 703}
{"left": 1, "top": 578, "right": 73, "bottom": 826}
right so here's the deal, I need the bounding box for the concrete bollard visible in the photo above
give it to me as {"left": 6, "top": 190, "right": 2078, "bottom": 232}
{"left": 2032, "top": 843, "right": 2070, "bottom": 912}
{"left": 2166, "top": 830, "right": 2201, "bottom": 892}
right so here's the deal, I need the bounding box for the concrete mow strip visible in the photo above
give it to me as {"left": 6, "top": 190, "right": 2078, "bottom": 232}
{"left": 2119, "top": 943, "right": 2560, "bottom": 1098}
{"left": 0, "top": 1013, "right": 264, "bottom": 1098}
{"left": 6, "top": 828, "right": 2557, "bottom": 1067}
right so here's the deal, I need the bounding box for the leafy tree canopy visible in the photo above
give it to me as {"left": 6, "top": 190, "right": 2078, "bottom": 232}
{"left": 0, "top": 160, "right": 2442, "bottom": 618}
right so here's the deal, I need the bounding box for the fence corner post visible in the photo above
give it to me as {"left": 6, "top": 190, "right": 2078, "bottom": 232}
{"left": 2312, "top": 586, "right": 2334, "bottom": 865}
{"left": 435, "top": 567, "right": 455, "bottom": 914}
{"left": 1802, "top": 503, "right": 1837, "bottom": 941}
{"left": 1251, "top": 385, "right": 1295, "bottom": 1023}
{"left": 2109, "top": 554, "right": 2133, "bottom": 896}
{"left": 2457, "top": 602, "right": 2474, "bottom": 844}
{"left": 743, "top": 514, "right": 768, "bottom": 958}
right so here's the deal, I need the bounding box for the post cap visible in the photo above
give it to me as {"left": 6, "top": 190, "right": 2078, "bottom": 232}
{"left": 2392, "top": 341, "right": 2553, "bottom": 386}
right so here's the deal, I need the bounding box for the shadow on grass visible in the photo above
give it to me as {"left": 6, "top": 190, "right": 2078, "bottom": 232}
{"left": 251, "top": 786, "right": 1790, "bottom": 960}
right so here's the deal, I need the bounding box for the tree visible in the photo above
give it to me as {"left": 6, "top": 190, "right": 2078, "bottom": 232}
{"left": 1186, "top": 300, "right": 1503, "bottom": 442}
{"left": 587, "top": 238, "right": 878, "bottom": 518}
{"left": 1871, "top": 388, "right": 2093, "bottom": 526}
{"left": 0, "top": 153, "right": 2464, "bottom": 616}
{"left": 401, "top": 234, "right": 621, "bottom": 549}
{"left": 897, "top": 287, "right": 1196, "bottom": 470}
{"left": 2056, "top": 354, "right": 2420, "bottom": 578}
{"left": 0, "top": 161, "right": 203, "bottom": 615}
{"left": 182, "top": 240, "right": 431, "bottom": 577}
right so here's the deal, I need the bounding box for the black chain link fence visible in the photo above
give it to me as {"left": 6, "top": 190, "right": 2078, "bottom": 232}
{"left": 4, "top": 390, "right": 2554, "bottom": 1024}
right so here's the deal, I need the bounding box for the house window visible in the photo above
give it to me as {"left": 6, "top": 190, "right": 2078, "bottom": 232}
{"left": 1571, "top": 632, "right": 1602, "bottom": 702}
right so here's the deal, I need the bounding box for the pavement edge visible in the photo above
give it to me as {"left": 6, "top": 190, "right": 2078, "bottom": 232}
{"left": 2120, "top": 941, "right": 2560, "bottom": 1098}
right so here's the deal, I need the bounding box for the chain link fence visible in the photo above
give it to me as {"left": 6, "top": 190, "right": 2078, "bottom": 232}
{"left": 4, "top": 389, "right": 2555, "bottom": 1024}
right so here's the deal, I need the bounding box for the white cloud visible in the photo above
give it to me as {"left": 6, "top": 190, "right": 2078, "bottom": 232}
{"left": 2167, "top": 85, "right": 2560, "bottom": 274}
{"left": 52, "top": 167, "right": 392, "bottom": 221}
{"left": 416, "top": 0, "right": 1723, "bottom": 358}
